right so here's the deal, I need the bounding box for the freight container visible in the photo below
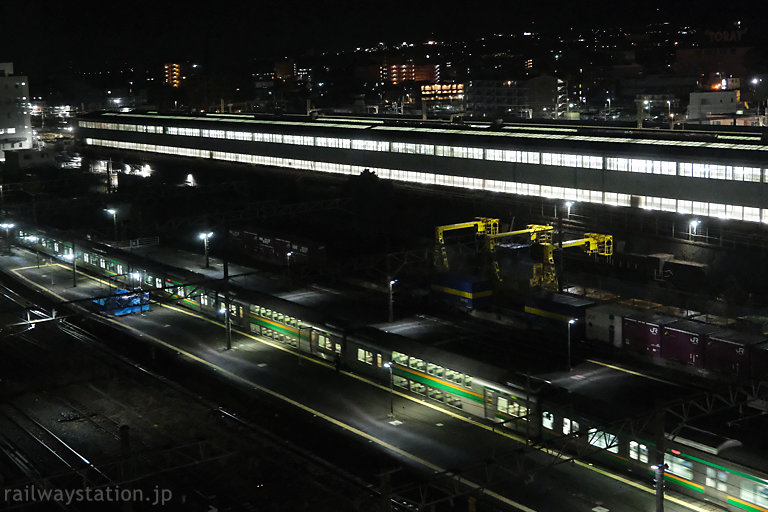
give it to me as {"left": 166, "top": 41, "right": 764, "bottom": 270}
{"left": 661, "top": 320, "right": 719, "bottom": 368}
{"left": 622, "top": 312, "right": 677, "bottom": 356}
{"left": 706, "top": 329, "right": 767, "bottom": 379}
{"left": 585, "top": 304, "right": 637, "bottom": 349}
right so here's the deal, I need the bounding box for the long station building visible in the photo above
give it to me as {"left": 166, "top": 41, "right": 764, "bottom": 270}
{"left": 77, "top": 112, "right": 768, "bottom": 224}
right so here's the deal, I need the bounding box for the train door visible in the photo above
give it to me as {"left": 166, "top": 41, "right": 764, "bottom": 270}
{"left": 484, "top": 388, "right": 496, "bottom": 420}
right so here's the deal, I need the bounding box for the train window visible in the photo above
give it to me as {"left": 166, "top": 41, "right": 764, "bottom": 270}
{"left": 83, "top": 253, "right": 90, "bottom": 263}
{"left": 357, "top": 348, "right": 373, "bottom": 365}
{"left": 629, "top": 441, "right": 648, "bottom": 463}
{"left": 177, "top": 286, "right": 185, "bottom": 297}
{"left": 563, "top": 418, "right": 579, "bottom": 435}
{"left": 260, "top": 307, "right": 267, "bottom": 316}
{"left": 445, "top": 369, "right": 464, "bottom": 384}
{"left": 588, "top": 429, "right": 619, "bottom": 454}
{"left": 393, "top": 375, "right": 408, "bottom": 388}
{"left": 392, "top": 351, "right": 408, "bottom": 365}
{"left": 99, "top": 258, "right": 106, "bottom": 269}
{"left": 200, "top": 294, "right": 209, "bottom": 306}
{"left": 250, "top": 322, "right": 258, "bottom": 334}
{"left": 409, "top": 381, "right": 426, "bottom": 395}
{"left": 250, "top": 304, "right": 260, "bottom": 313}
{"left": 317, "top": 334, "right": 332, "bottom": 351}
{"left": 54, "top": 242, "right": 59, "bottom": 252}
{"left": 144, "top": 274, "right": 153, "bottom": 286}
{"left": 377, "top": 354, "right": 382, "bottom": 368}
{"left": 155, "top": 278, "right": 162, "bottom": 288}
{"left": 511, "top": 402, "right": 528, "bottom": 420}
{"left": 446, "top": 394, "right": 463, "bottom": 410}
{"left": 276, "top": 313, "right": 284, "bottom": 323}
{"left": 706, "top": 467, "right": 728, "bottom": 492}
{"left": 740, "top": 481, "right": 768, "bottom": 507}
{"left": 116, "top": 264, "right": 124, "bottom": 275}
{"left": 497, "top": 397, "right": 509, "bottom": 413}
{"left": 664, "top": 453, "right": 693, "bottom": 480}
{"left": 542, "top": 412, "right": 554, "bottom": 430}
{"left": 427, "top": 363, "right": 443, "bottom": 377}
{"left": 428, "top": 388, "right": 444, "bottom": 402}
{"left": 409, "top": 357, "right": 426, "bottom": 372}
{"left": 464, "top": 375, "right": 472, "bottom": 388}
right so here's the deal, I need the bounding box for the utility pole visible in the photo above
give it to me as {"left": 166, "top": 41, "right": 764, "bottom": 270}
{"left": 71, "top": 243, "right": 77, "bottom": 288}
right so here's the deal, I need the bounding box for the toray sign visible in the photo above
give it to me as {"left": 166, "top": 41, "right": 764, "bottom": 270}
{"left": 706, "top": 29, "right": 748, "bottom": 43}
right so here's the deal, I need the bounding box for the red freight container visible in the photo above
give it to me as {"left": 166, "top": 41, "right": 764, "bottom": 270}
{"left": 706, "top": 329, "right": 767, "bottom": 379}
{"left": 622, "top": 312, "right": 677, "bottom": 356}
{"left": 661, "top": 320, "right": 719, "bottom": 368}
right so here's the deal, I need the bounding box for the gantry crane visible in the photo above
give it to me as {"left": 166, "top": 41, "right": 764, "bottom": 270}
{"left": 434, "top": 217, "right": 499, "bottom": 271}
{"left": 531, "top": 233, "right": 613, "bottom": 290}
{"left": 486, "top": 225, "right": 555, "bottom": 282}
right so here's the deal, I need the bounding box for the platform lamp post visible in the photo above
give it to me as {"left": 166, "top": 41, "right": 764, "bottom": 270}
{"left": 199, "top": 232, "right": 213, "bottom": 268}
{"left": 388, "top": 279, "right": 397, "bottom": 323}
{"left": 105, "top": 209, "right": 117, "bottom": 242}
{"left": 689, "top": 219, "right": 700, "bottom": 241}
{"left": 565, "top": 201, "right": 574, "bottom": 219}
{"left": 567, "top": 319, "right": 577, "bottom": 371}
{"left": 0, "top": 222, "right": 15, "bottom": 255}
{"left": 383, "top": 362, "right": 395, "bottom": 419}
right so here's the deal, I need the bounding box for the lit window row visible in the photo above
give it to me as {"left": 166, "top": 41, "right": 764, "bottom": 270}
{"left": 543, "top": 153, "right": 603, "bottom": 169}
{"left": 606, "top": 158, "right": 677, "bottom": 176}
{"left": 84, "top": 138, "right": 768, "bottom": 223}
{"left": 79, "top": 120, "right": 768, "bottom": 182}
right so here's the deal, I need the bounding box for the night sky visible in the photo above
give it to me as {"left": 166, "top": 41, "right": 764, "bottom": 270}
{"left": 3, "top": 0, "right": 767, "bottom": 79}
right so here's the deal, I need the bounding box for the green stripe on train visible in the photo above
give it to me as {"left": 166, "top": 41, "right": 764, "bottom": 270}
{"left": 684, "top": 453, "right": 768, "bottom": 486}
{"left": 249, "top": 316, "right": 301, "bottom": 338}
{"left": 393, "top": 367, "right": 483, "bottom": 403}
{"left": 727, "top": 497, "right": 768, "bottom": 512}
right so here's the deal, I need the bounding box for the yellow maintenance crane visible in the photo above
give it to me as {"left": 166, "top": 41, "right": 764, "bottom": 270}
{"left": 434, "top": 217, "right": 499, "bottom": 271}
{"left": 486, "top": 225, "right": 555, "bottom": 281}
{"left": 531, "top": 233, "right": 613, "bottom": 290}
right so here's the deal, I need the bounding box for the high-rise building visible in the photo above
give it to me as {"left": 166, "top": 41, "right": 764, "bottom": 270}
{"left": 0, "top": 62, "right": 32, "bottom": 161}
{"left": 164, "top": 63, "right": 182, "bottom": 87}
{"left": 379, "top": 62, "right": 439, "bottom": 85}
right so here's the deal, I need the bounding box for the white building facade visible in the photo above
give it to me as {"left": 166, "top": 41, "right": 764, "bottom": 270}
{"left": 0, "top": 62, "right": 32, "bottom": 161}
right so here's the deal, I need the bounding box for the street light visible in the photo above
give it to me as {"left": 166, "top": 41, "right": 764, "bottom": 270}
{"left": 388, "top": 279, "right": 397, "bottom": 322}
{"left": 105, "top": 209, "right": 117, "bottom": 241}
{"left": 199, "top": 232, "right": 213, "bottom": 268}
{"left": 567, "top": 319, "right": 576, "bottom": 371}
{"left": 286, "top": 251, "right": 293, "bottom": 266}
{"left": 689, "top": 219, "right": 700, "bottom": 240}
{"left": 565, "top": 201, "right": 574, "bottom": 218}
{"left": 0, "top": 223, "right": 15, "bottom": 255}
{"left": 383, "top": 361, "right": 395, "bottom": 419}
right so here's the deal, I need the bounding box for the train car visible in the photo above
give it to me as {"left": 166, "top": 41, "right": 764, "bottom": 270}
{"left": 430, "top": 273, "right": 493, "bottom": 309}
{"left": 663, "top": 259, "right": 710, "bottom": 292}
{"left": 585, "top": 303, "right": 638, "bottom": 349}
{"left": 622, "top": 312, "right": 678, "bottom": 357}
{"left": 524, "top": 292, "right": 594, "bottom": 339}
{"left": 661, "top": 320, "right": 720, "bottom": 368}
{"left": 346, "top": 324, "right": 543, "bottom": 437}
{"left": 706, "top": 329, "right": 768, "bottom": 380}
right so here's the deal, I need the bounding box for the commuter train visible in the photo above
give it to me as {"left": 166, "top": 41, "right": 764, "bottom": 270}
{"left": 12, "top": 227, "right": 768, "bottom": 512}
{"left": 524, "top": 291, "right": 768, "bottom": 384}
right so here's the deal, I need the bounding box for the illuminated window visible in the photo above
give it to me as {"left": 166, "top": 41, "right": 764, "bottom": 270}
{"left": 629, "top": 441, "right": 648, "bottom": 463}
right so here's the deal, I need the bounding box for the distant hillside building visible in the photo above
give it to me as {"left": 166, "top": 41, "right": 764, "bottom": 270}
{"left": 164, "top": 63, "right": 182, "bottom": 87}
{"left": 467, "top": 76, "right": 564, "bottom": 119}
{"left": 379, "top": 62, "right": 439, "bottom": 85}
{"left": 0, "top": 62, "right": 32, "bottom": 161}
